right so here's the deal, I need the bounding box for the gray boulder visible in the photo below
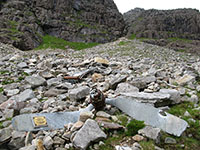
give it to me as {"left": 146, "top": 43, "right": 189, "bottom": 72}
{"left": 130, "top": 76, "right": 156, "bottom": 90}
{"left": 8, "top": 131, "right": 26, "bottom": 150}
{"left": 72, "top": 119, "right": 107, "bottom": 150}
{"left": 138, "top": 126, "right": 161, "bottom": 143}
{"left": 0, "top": 93, "right": 7, "bottom": 104}
{"left": 25, "top": 76, "right": 46, "bottom": 88}
{"left": 121, "top": 92, "right": 171, "bottom": 107}
{"left": 159, "top": 89, "right": 181, "bottom": 104}
{"left": 69, "top": 86, "right": 90, "bottom": 101}
{"left": 0, "top": 126, "right": 13, "bottom": 143}
{"left": 115, "top": 83, "right": 139, "bottom": 93}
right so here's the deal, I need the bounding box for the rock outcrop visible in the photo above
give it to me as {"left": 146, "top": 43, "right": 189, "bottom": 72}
{"left": 124, "top": 8, "right": 200, "bottom": 54}
{"left": 124, "top": 8, "right": 200, "bottom": 40}
{"left": 0, "top": 0, "right": 125, "bottom": 50}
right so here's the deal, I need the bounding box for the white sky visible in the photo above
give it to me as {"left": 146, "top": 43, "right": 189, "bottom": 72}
{"left": 113, "top": 0, "right": 200, "bottom": 13}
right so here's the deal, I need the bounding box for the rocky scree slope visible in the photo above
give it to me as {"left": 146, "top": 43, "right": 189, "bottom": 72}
{"left": 0, "top": 0, "right": 124, "bottom": 50}
{"left": 124, "top": 8, "right": 200, "bottom": 54}
{"left": 0, "top": 39, "right": 200, "bottom": 149}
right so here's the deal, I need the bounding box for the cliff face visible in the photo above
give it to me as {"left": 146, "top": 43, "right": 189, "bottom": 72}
{"left": 0, "top": 0, "right": 125, "bottom": 50}
{"left": 124, "top": 8, "right": 200, "bottom": 40}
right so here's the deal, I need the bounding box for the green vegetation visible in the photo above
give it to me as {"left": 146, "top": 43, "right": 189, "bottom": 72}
{"left": 0, "top": 118, "right": 12, "bottom": 129}
{"left": 168, "top": 37, "right": 192, "bottom": 42}
{"left": 128, "top": 34, "right": 137, "bottom": 40}
{"left": 162, "top": 102, "right": 200, "bottom": 149}
{"left": 39, "top": 98, "right": 48, "bottom": 102}
{"left": 140, "top": 140, "right": 155, "bottom": 150}
{"left": 2, "top": 78, "right": 15, "bottom": 85}
{"left": 125, "top": 119, "right": 145, "bottom": 136}
{"left": 0, "top": 70, "right": 9, "bottom": 75}
{"left": 0, "top": 88, "right": 3, "bottom": 93}
{"left": 99, "top": 132, "right": 125, "bottom": 150}
{"left": 117, "top": 114, "right": 128, "bottom": 126}
{"left": 35, "top": 35, "right": 99, "bottom": 50}
{"left": 118, "top": 41, "right": 131, "bottom": 46}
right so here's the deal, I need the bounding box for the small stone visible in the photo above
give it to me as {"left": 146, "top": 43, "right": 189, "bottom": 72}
{"left": 96, "top": 111, "right": 111, "bottom": 118}
{"left": 39, "top": 70, "right": 54, "bottom": 79}
{"left": 62, "top": 131, "right": 71, "bottom": 140}
{"left": 92, "top": 73, "right": 104, "bottom": 82}
{"left": 72, "top": 119, "right": 107, "bottom": 150}
{"left": 36, "top": 139, "right": 45, "bottom": 150}
{"left": 175, "top": 74, "right": 195, "bottom": 86}
{"left": 5, "top": 89, "right": 20, "bottom": 97}
{"left": 110, "top": 75, "right": 127, "bottom": 90}
{"left": 98, "top": 121, "right": 124, "bottom": 130}
{"left": 0, "top": 93, "right": 7, "bottom": 103}
{"left": 132, "top": 142, "right": 142, "bottom": 150}
{"left": 4, "top": 109, "right": 14, "bottom": 119}
{"left": 111, "top": 116, "right": 118, "bottom": 122}
{"left": 130, "top": 76, "right": 156, "bottom": 90}
{"left": 53, "top": 136, "right": 65, "bottom": 145}
{"left": 19, "top": 145, "right": 36, "bottom": 150}
{"left": 17, "top": 62, "right": 28, "bottom": 68}
{"left": 115, "top": 83, "right": 139, "bottom": 93}
{"left": 44, "top": 88, "right": 67, "bottom": 97}
{"left": 17, "top": 89, "right": 35, "bottom": 102}
{"left": 184, "top": 111, "right": 191, "bottom": 117}
{"left": 94, "top": 57, "right": 109, "bottom": 65}
{"left": 79, "top": 111, "right": 94, "bottom": 122}
{"left": 69, "top": 86, "right": 90, "bottom": 101}
{"left": 196, "top": 85, "right": 200, "bottom": 92}
{"left": 71, "top": 121, "right": 84, "bottom": 132}
{"left": 69, "top": 105, "right": 77, "bottom": 111}
{"left": 43, "top": 136, "right": 53, "bottom": 150}
{"left": 115, "top": 145, "right": 132, "bottom": 150}
{"left": 47, "top": 78, "right": 61, "bottom": 87}
{"left": 164, "top": 137, "right": 177, "bottom": 144}
{"left": 138, "top": 126, "right": 161, "bottom": 143}
{"left": 189, "top": 95, "right": 199, "bottom": 103}
{"left": 25, "top": 76, "right": 46, "bottom": 88}
{"left": 155, "top": 146, "right": 164, "bottom": 150}
{"left": 0, "top": 126, "right": 13, "bottom": 143}
{"left": 95, "top": 117, "right": 111, "bottom": 122}
{"left": 2, "top": 120, "right": 11, "bottom": 127}
{"left": 8, "top": 131, "right": 26, "bottom": 149}
{"left": 132, "top": 134, "right": 145, "bottom": 142}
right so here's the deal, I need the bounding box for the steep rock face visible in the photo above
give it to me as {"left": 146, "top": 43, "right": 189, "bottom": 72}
{"left": 0, "top": 0, "right": 125, "bottom": 50}
{"left": 124, "top": 8, "right": 200, "bottom": 40}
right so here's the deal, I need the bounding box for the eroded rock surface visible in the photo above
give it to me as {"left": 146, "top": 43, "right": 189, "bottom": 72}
{"left": 0, "top": 0, "right": 124, "bottom": 50}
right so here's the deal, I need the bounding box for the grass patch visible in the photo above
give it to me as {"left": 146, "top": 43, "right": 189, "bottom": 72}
{"left": 66, "top": 41, "right": 99, "bottom": 50}
{"left": 35, "top": 35, "right": 99, "bottom": 50}
{"left": 168, "top": 37, "right": 192, "bottom": 42}
{"left": 0, "top": 70, "right": 10, "bottom": 75}
{"left": 125, "top": 119, "right": 145, "bottom": 136}
{"left": 118, "top": 41, "right": 131, "bottom": 46}
{"left": 0, "top": 88, "right": 3, "bottom": 93}
{"left": 99, "top": 131, "right": 125, "bottom": 150}
{"left": 176, "top": 49, "right": 186, "bottom": 52}
{"left": 164, "top": 102, "right": 200, "bottom": 149}
{"left": 2, "top": 78, "right": 15, "bottom": 85}
{"left": 140, "top": 140, "right": 155, "bottom": 150}
{"left": 117, "top": 114, "right": 128, "bottom": 127}
{"left": 128, "top": 34, "right": 137, "bottom": 40}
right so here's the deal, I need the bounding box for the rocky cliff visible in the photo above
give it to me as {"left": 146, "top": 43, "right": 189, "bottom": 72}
{"left": 124, "top": 8, "right": 200, "bottom": 40}
{"left": 0, "top": 0, "right": 125, "bottom": 50}
{"left": 124, "top": 8, "right": 200, "bottom": 53}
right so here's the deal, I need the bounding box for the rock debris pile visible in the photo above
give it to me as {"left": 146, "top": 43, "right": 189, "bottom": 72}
{"left": 0, "top": 38, "right": 200, "bottom": 150}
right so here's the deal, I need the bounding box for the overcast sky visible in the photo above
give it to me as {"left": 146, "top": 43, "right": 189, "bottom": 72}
{"left": 113, "top": 0, "right": 200, "bottom": 13}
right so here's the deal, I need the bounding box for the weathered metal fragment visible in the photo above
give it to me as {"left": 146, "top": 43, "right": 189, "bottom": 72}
{"left": 105, "top": 97, "right": 188, "bottom": 136}
{"left": 12, "top": 104, "right": 94, "bottom": 131}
